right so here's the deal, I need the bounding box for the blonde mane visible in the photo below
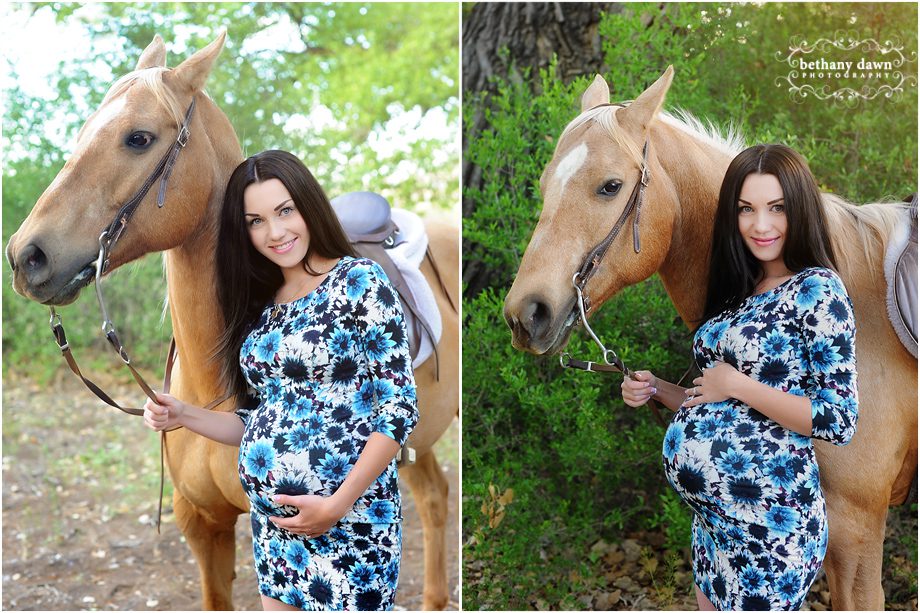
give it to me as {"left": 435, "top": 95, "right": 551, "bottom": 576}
{"left": 660, "top": 107, "right": 746, "bottom": 158}
{"left": 822, "top": 193, "right": 909, "bottom": 277}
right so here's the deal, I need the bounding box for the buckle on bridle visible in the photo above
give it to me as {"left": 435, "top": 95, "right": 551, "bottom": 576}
{"left": 49, "top": 308, "right": 69, "bottom": 351}
{"left": 176, "top": 126, "right": 190, "bottom": 148}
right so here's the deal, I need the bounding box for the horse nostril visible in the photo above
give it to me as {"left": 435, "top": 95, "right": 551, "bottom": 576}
{"left": 520, "top": 297, "right": 552, "bottom": 341}
{"left": 20, "top": 243, "right": 50, "bottom": 284}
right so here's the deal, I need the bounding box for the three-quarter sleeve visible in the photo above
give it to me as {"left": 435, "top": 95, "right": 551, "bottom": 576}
{"left": 799, "top": 270, "right": 858, "bottom": 445}
{"left": 348, "top": 261, "right": 419, "bottom": 447}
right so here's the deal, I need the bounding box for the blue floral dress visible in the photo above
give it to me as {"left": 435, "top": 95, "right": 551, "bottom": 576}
{"left": 662, "top": 267, "right": 858, "bottom": 610}
{"left": 235, "top": 256, "right": 418, "bottom": 610}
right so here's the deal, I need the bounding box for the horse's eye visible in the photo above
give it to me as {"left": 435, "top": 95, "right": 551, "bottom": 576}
{"left": 126, "top": 132, "right": 155, "bottom": 149}
{"left": 598, "top": 180, "right": 622, "bottom": 197}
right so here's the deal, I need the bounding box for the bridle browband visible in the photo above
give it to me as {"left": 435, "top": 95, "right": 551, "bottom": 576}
{"left": 557, "top": 103, "right": 664, "bottom": 426}
{"left": 47, "top": 96, "right": 232, "bottom": 532}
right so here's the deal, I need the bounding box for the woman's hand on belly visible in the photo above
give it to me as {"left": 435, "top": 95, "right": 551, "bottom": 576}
{"left": 682, "top": 362, "right": 741, "bottom": 408}
{"left": 268, "top": 493, "right": 352, "bottom": 538}
{"left": 683, "top": 362, "right": 813, "bottom": 436}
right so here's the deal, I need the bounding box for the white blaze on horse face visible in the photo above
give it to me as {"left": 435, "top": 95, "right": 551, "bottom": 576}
{"left": 529, "top": 142, "right": 589, "bottom": 254}
{"left": 78, "top": 96, "right": 128, "bottom": 146}
{"left": 551, "top": 142, "right": 588, "bottom": 196}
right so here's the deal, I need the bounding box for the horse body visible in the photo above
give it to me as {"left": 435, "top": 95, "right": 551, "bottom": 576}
{"left": 7, "top": 33, "right": 456, "bottom": 610}
{"left": 504, "top": 68, "right": 916, "bottom": 610}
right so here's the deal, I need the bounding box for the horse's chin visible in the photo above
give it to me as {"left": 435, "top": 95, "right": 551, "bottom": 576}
{"left": 38, "top": 262, "right": 96, "bottom": 306}
{"left": 542, "top": 307, "right": 579, "bottom": 355}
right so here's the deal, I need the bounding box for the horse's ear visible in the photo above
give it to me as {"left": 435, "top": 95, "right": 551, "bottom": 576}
{"left": 581, "top": 74, "right": 610, "bottom": 112}
{"left": 618, "top": 66, "right": 674, "bottom": 137}
{"left": 168, "top": 30, "right": 226, "bottom": 93}
{"left": 136, "top": 34, "right": 166, "bottom": 70}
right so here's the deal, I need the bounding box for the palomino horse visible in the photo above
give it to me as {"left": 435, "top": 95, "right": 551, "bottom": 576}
{"left": 7, "top": 33, "right": 458, "bottom": 611}
{"left": 504, "top": 67, "right": 916, "bottom": 610}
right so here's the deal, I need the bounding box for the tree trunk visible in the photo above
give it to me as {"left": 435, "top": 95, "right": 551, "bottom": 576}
{"left": 462, "top": 2, "right": 623, "bottom": 96}
{"left": 462, "top": 2, "right": 624, "bottom": 297}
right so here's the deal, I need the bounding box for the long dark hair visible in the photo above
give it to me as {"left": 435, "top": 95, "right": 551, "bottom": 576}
{"left": 213, "top": 150, "right": 356, "bottom": 401}
{"left": 699, "top": 144, "right": 837, "bottom": 326}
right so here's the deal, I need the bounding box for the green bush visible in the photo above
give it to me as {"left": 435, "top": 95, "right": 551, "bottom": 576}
{"left": 463, "top": 284, "right": 692, "bottom": 609}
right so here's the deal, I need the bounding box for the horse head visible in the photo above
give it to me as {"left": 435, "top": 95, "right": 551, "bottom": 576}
{"left": 6, "top": 32, "right": 237, "bottom": 306}
{"left": 504, "top": 67, "right": 683, "bottom": 355}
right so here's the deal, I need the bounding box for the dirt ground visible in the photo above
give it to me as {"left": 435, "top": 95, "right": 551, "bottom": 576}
{"left": 1, "top": 375, "right": 459, "bottom": 611}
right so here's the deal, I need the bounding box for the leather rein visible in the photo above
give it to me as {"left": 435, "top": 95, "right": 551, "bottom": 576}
{"left": 555, "top": 114, "right": 665, "bottom": 427}
{"left": 47, "top": 96, "right": 232, "bottom": 532}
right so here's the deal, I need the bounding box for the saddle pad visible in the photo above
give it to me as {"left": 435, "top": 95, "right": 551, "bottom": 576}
{"left": 389, "top": 209, "right": 441, "bottom": 368}
{"left": 390, "top": 209, "right": 427, "bottom": 267}
{"left": 884, "top": 197, "right": 918, "bottom": 359}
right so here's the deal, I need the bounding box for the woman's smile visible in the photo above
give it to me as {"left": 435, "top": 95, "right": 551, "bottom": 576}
{"left": 271, "top": 237, "right": 298, "bottom": 254}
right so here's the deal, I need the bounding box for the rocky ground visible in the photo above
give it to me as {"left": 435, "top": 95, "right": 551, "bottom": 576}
{"left": 2, "top": 375, "right": 459, "bottom": 610}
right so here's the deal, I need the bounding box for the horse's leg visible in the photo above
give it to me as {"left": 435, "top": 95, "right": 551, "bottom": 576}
{"left": 823, "top": 492, "right": 887, "bottom": 610}
{"left": 173, "top": 489, "right": 240, "bottom": 610}
{"left": 401, "top": 448, "right": 450, "bottom": 610}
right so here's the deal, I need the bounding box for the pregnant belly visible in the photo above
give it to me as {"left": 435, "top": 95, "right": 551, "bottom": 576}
{"left": 238, "top": 405, "right": 325, "bottom": 517}
{"left": 662, "top": 401, "right": 769, "bottom": 511}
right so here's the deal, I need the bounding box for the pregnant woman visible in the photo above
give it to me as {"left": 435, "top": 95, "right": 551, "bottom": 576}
{"left": 144, "top": 150, "right": 418, "bottom": 610}
{"left": 622, "top": 144, "right": 858, "bottom": 610}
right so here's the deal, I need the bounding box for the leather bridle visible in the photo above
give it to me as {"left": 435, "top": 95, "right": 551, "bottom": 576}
{"left": 49, "top": 97, "right": 198, "bottom": 414}
{"left": 46, "top": 96, "right": 232, "bottom": 531}
{"left": 555, "top": 109, "right": 665, "bottom": 426}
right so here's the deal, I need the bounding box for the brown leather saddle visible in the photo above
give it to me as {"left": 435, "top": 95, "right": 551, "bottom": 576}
{"left": 331, "top": 191, "right": 452, "bottom": 379}
{"left": 885, "top": 193, "right": 918, "bottom": 359}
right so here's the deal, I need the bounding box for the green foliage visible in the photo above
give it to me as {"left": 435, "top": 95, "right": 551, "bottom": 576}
{"left": 463, "top": 58, "right": 588, "bottom": 283}
{"left": 462, "top": 284, "right": 690, "bottom": 609}
{"left": 11, "top": 2, "right": 459, "bottom": 209}
{"left": 595, "top": 2, "right": 917, "bottom": 201}
{"left": 463, "top": 2, "right": 916, "bottom": 608}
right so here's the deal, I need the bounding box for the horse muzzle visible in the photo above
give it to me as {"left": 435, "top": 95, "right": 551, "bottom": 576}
{"left": 7, "top": 237, "right": 97, "bottom": 305}
{"left": 503, "top": 292, "right": 578, "bottom": 355}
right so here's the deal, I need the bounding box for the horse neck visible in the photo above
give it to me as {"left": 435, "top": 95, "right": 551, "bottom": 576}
{"left": 165, "top": 96, "right": 243, "bottom": 401}
{"left": 650, "top": 121, "right": 734, "bottom": 327}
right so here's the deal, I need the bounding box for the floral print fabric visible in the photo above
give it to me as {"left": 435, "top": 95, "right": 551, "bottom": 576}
{"left": 236, "top": 256, "right": 418, "bottom": 609}
{"left": 663, "top": 267, "right": 858, "bottom": 610}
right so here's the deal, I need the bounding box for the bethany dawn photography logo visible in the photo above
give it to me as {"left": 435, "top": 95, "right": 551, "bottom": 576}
{"left": 775, "top": 29, "right": 917, "bottom": 107}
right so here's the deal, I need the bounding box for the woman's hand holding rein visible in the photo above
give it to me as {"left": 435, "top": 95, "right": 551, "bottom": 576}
{"left": 143, "top": 392, "right": 245, "bottom": 447}
{"left": 621, "top": 370, "right": 692, "bottom": 413}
